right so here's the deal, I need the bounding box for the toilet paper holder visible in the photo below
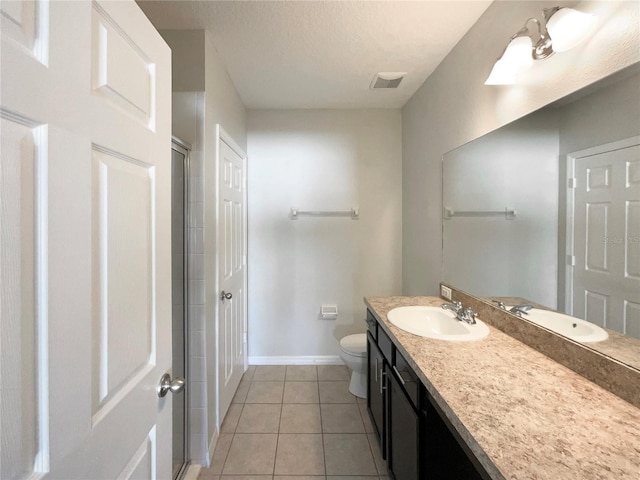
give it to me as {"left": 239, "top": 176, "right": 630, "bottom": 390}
{"left": 321, "top": 304, "right": 338, "bottom": 319}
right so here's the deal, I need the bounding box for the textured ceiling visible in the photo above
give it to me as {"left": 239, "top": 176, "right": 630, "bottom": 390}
{"left": 137, "top": 1, "right": 492, "bottom": 109}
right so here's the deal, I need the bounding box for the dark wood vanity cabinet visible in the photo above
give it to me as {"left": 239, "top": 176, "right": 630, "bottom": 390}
{"left": 367, "top": 315, "right": 421, "bottom": 480}
{"left": 388, "top": 368, "right": 421, "bottom": 480}
{"left": 422, "top": 400, "right": 487, "bottom": 480}
{"left": 367, "top": 332, "right": 386, "bottom": 455}
{"left": 366, "top": 310, "right": 489, "bottom": 480}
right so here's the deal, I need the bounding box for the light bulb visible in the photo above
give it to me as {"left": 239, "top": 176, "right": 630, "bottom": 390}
{"left": 546, "top": 7, "right": 597, "bottom": 53}
{"left": 485, "top": 35, "right": 532, "bottom": 86}
{"left": 484, "top": 59, "right": 517, "bottom": 86}
{"left": 502, "top": 36, "right": 534, "bottom": 71}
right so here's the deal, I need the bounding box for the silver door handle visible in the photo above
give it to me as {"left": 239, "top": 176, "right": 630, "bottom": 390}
{"left": 220, "top": 290, "right": 232, "bottom": 301}
{"left": 158, "top": 373, "right": 186, "bottom": 397}
{"left": 392, "top": 365, "right": 406, "bottom": 386}
{"left": 380, "top": 370, "right": 387, "bottom": 394}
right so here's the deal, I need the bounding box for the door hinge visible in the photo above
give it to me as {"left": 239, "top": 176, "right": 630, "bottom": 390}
{"left": 243, "top": 254, "right": 247, "bottom": 265}
{"left": 567, "top": 255, "right": 576, "bottom": 266}
{"left": 243, "top": 332, "right": 247, "bottom": 344}
{"left": 568, "top": 177, "right": 577, "bottom": 189}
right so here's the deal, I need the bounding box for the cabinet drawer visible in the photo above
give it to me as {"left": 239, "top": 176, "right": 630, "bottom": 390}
{"left": 377, "top": 326, "right": 393, "bottom": 362}
{"left": 366, "top": 310, "right": 377, "bottom": 340}
{"left": 388, "top": 369, "right": 420, "bottom": 480}
{"left": 367, "top": 332, "right": 386, "bottom": 452}
{"left": 393, "top": 349, "right": 420, "bottom": 409}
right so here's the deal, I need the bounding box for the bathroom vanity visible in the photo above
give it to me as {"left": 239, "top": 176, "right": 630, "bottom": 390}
{"left": 365, "top": 296, "right": 640, "bottom": 480}
{"left": 366, "top": 307, "right": 487, "bottom": 480}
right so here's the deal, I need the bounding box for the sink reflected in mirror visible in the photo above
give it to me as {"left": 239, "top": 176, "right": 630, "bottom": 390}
{"left": 507, "top": 307, "right": 608, "bottom": 343}
{"left": 387, "top": 306, "right": 489, "bottom": 341}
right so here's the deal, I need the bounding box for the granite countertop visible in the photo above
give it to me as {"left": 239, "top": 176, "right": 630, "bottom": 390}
{"left": 365, "top": 296, "right": 640, "bottom": 480}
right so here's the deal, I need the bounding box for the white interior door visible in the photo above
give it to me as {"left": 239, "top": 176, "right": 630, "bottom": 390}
{"left": 216, "top": 126, "right": 247, "bottom": 425}
{"left": 0, "top": 1, "right": 172, "bottom": 478}
{"left": 568, "top": 139, "right": 640, "bottom": 338}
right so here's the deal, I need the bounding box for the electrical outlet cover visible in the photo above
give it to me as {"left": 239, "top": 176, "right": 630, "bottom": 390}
{"left": 440, "top": 285, "right": 452, "bottom": 300}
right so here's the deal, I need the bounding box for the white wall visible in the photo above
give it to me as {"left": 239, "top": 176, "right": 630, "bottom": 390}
{"left": 247, "top": 110, "right": 402, "bottom": 361}
{"left": 402, "top": 0, "right": 640, "bottom": 295}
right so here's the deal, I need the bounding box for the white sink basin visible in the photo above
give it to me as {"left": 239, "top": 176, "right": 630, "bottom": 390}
{"left": 509, "top": 307, "right": 608, "bottom": 343}
{"left": 387, "top": 306, "right": 489, "bottom": 341}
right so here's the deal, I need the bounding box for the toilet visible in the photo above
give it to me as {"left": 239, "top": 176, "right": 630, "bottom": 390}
{"left": 339, "top": 333, "right": 367, "bottom": 398}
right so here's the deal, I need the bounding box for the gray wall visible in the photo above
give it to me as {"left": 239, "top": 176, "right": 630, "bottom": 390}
{"left": 442, "top": 110, "right": 560, "bottom": 307}
{"left": 160, "top": 30, "right": 205, "bottom": 92}
{"left": 558, "top": 70, "right": 640, "bottom": 156}
{"left": 402, "top": 0, "right": 640, "bottom": 295}
{"left": 246, "top": 109, "right": 403, "bottom": 362}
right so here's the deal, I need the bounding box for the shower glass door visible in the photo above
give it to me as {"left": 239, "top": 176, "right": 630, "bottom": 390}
{"left": 171, "top": 140, "right": 190, "bottom": 479}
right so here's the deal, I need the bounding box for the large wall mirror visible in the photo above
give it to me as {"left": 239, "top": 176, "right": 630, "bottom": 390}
{"left": 442, "top": 64, "right": 640, "bottom": 372}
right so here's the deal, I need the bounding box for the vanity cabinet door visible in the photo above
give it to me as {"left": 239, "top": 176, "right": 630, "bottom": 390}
{"left": 367, "top": 332, "right": 386, "bottom": 458}
{"left": 389, "top": 370, "right": 420, "bottom": 480}
{"left": 423, "top": 398, "right": 487, "bottom": 480}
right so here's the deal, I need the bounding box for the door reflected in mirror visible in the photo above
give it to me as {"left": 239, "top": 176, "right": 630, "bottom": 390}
{"left": 442, "top": 65, "right": 640, "bottom": 371}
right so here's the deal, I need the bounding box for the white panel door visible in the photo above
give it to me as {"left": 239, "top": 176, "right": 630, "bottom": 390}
{"left": 0, "top": 1, "right": 172, "bottom": 478}
{"left": 570, "top": 141, "right": 640, "bottom": 338}
{"left": 217, "top": 127, "right": 247, "bottom": 424}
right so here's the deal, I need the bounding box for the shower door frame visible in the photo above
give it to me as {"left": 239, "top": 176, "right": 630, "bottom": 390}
{"left": 172, "top": 137, "right": 192, "bottom": 479}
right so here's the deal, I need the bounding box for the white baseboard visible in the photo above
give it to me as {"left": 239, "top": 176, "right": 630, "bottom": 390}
{"left": 248, "top": 355, "right": 343, "bottom": 365}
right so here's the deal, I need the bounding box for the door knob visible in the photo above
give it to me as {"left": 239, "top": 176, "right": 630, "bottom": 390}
{"left": 158, "top": 373, "right": 186, "bottom": 397}
{"left": 220, "top": 290, "right": 232, "bottom": 301}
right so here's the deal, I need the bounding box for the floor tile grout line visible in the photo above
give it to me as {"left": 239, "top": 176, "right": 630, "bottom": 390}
{"left": 365, "top": 430, "right": 379, "bottom": 475}
{"left": 218, "top": 429, "right": 235, "bottom": 475}
{"left": 219, "top": 394, "right": 245, "bottom": 474}
{"left": 319, "top": 377, "right": 328, "bottom": 476}
{"left": 273, "top": 409, "right": 280, "bottom": 476}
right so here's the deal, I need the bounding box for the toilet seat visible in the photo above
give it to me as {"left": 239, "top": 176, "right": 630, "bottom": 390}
{"left": 339, "top": 333, "right": 367, "bottom": 357}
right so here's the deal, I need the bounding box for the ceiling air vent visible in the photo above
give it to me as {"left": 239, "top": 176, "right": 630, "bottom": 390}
{"left": 370, "top": 72, "right": 407, "bottom": 89}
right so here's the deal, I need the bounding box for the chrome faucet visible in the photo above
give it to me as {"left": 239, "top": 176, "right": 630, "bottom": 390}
{"left": 441, "top": 302, "right": 477, "bottom": 325}
{"left": 509, "top": 304, "right": 533, "bottom": 317}
{"left": 458, "top": 307, "right": 477, "bottom": 325}
{"left": 441, "top": 301, "right": 462, "bottom": 313}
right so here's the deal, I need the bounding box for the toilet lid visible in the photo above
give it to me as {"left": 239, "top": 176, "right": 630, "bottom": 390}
{"left": 340, "top": 333, "right": 367, "bottom": 356}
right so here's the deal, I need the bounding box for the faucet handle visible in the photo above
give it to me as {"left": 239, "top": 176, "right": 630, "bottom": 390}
{"left": 509, "top": 304, "right": 533, "bottom": 315}
{"left": 492, "top": 300, "right": 506, "bottom": 310}
{"left": 458, "top": 307, "right": 477, "bottom": 325}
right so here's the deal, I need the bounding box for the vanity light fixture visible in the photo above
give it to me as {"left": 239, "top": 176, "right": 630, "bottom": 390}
{"left": 485, "top": 7, "right": 597, "bottom": 85}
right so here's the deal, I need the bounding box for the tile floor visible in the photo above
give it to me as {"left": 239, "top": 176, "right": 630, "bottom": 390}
{"left": 198, "top": 365, "right": 390, "bottom": 480}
